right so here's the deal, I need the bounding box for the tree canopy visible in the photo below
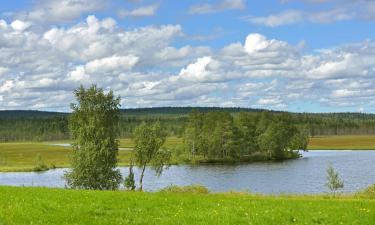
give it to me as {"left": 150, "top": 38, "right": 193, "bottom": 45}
{"left": 183, "top": 111, "right": 309, "bottom": 161}
{"left": 133, "top": 121, "right": 171, "bottom": 191}
{"left": 64, "top": 85, "right": 122, "bottom": 190}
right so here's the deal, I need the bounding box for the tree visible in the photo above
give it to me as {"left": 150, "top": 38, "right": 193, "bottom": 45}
{"left": 184, "top": 109, "right": 203, "bottom": 158}
{"left": 64, "top": 85, "right": 122, "bottom": 190}
{"left": 133, "top": 121, "right": 171, "bottom": 191}
{"left": 257, "top": 121, "right": 295, "bottom": 160}
{"left": 290, "top": 126, "right": 310, "bottom": 151}
{"left": 326, "top": 164, "right": 344, "bottom": 195}
{"left": 124, "top": 160, "right": 136, "bottom": 190}
{"left": 235, "top": 112, "right": 258, "bottom": 156}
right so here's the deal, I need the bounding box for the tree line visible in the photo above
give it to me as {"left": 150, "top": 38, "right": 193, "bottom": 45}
{"left": 1, "top": 109, "right": 375, "bottom": 142}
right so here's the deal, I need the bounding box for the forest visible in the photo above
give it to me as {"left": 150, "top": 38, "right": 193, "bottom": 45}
{"left": 1, "top": 107, "right": 375, "bottom": 142}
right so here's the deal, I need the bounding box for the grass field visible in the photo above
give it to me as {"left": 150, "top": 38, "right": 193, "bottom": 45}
{"left": 308, "top": 135, "right": 375, "bottom": 150}
{"left": 0, "top": 186, "right": 374, "bottom": 225}
{"left": 1, "top": 135, "right": 375, "bottom": 171}
{"left": 0, "top": 137, "right": 181, "bottom": 172}
{"left": 0, "top": 142, "right": 132, "bottom": 172}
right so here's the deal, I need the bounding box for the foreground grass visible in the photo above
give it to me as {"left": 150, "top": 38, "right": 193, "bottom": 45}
{"left": 308, "top": 135, "right": 375, "bottom": 150}
{"left": 0, "top": 186, "right": 374, "bottom": 225}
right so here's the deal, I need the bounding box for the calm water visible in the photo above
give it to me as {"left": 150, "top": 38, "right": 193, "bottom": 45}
{"left": 1, "top": 150, "right": 375, "bottom": 194}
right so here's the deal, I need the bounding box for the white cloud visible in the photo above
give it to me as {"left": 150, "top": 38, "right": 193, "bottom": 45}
{"left": 178, "top": 56, "right": 212, "bottom": 81}
{"left": 188, "top": 0, "right": 246, "bottom": 14}
{"left": 0, "top": 14, "right": 374, "bottom": 111}
{"left": 20, "top": 0, "right": 106, "bottom": 23}
{"left": 257, "top": 0, "right": 375, "bottom": 27}
{"left": 244, "top": 33, "right": 287, "bottom": 54}
{"left": 246, "top": 8, "right": 355, "bottom": 27}
{"left": 85, "top": 55, "right": 139, "bottom": 73}
{"left": 119, "top": 4, "right": 159, "bottom": 18}
{"left": 245, "top": 10, "right": 303, "bottom": 27}
{"left": 10, "top": 20, "right": 31, "bottom": 31}
{"left": 67, "top": 66, "right": 89, "bottom": 82}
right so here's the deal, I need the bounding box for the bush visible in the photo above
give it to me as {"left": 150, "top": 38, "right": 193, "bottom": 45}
{"left": 159, "top": 185, "right": 209, "bottom": 194}
{"left": 124, "top": 162, "right": 136, "bottom": 191}
{"left": 355, "top": 184, "right": 375, "bottom": 198}
{"left": 33, "top": 154, "right": 49, "bottom": 172}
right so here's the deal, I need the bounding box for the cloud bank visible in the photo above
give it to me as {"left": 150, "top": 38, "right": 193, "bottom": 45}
{"left": 0, "top": 14, "right": 374, "bottom": 112}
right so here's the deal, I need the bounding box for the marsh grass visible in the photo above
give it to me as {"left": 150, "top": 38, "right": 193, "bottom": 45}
{"left": 308, "top": 135, "right": 375, "bottom": 150}
{"left": 1, "top": 135, "right": 375, "bottom": 172}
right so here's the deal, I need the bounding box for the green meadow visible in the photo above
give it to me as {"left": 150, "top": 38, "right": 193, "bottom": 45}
{"left": 0, "top": 186, "right": 375, "bottom": 225}
{"left": 308, "top": 135, "right": 375, "bottom": 150}
{"left": 1, "top": 135, "right": 375, "bottom": 172}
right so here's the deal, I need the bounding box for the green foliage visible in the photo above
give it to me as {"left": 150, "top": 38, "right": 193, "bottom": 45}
{"left": 133, "top": 121, "right": 171, "bottom": 190}
{"left": 124, "top": 160, "right": 136, "bottom": 191}
{"left": 183, "top": 111, "right": 309, "bottom": 161}
{"left": 326, "top": 165, "right": 344, "bottom": 194}
{"left": 159, "top": 185, "right": 209, "bottom": 194}
{"left": 64, "top": 85, "right": 122, "bottom": 190}
{"left": 355, "top": 184, "right": 375, "bottom": 198}
{"left": 32, "top": 154, "right": 49, "bottom": 172}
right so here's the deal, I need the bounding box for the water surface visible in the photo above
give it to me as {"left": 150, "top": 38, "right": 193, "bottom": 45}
{"left": 1, "top": 150, "right": 375, "bottom": 194}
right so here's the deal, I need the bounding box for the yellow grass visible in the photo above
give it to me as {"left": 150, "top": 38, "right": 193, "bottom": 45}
{"left": 1, "top": 136, "right": 374, "bottom": 171}
{"left": 308, "top": 135, "right": 375, "bottom": 150}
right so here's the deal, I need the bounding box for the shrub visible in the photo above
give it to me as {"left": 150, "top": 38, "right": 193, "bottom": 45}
{"left": 33, "top": 154, "right": 49, "bottom": 172}
{"left": 355, "top": 184, "right": 375, "bottom": 198}
{"left": 326, "top": 165, "right": 344, "bottom": 195}
{"left": 124, "top": 162, "right": 136, "bottom": 191}
{"left": 159, "top": 185, "right": 209, "bottom": 194}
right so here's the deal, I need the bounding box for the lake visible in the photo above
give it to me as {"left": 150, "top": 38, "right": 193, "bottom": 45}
{"left": 1, "top": 150, "right": 375, "bottom": 194}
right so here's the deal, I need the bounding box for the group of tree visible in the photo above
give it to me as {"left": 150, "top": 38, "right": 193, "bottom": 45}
{"left": 183, "top": 110, "right": 309, "bottom": 161}
{"left": 65, "top": 85, "right": 170, "bottom": 191}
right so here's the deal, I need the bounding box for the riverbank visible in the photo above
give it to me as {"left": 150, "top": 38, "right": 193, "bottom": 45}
{"left": 1, "top": 135, "right": 375, "bottom": 172}
{"left": 0, "top": 186, "right": 374, "bottom": 225}
{"left": 308, "top": 135, "right": 375, "bottom": 150}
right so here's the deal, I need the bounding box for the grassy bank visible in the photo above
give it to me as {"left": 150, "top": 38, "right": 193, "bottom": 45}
{"left": 1, "top": 135, "right": 375, "bottom": 171}
{"left": 0, "top": 186, "right": 374, "bottom": 225}
{"left": 308, "top": 135, "right": 375, "bottom": 150}
{"left": 121, "top": 136, "right": 375, "bottom": 150}
{"left": 0, "top": 142, "right": 132, "bottom": 172}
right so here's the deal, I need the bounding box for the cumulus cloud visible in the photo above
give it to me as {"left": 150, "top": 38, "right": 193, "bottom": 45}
{"left": 188, "top": 0, "right": 246, "bottom": 14}
{"left": 0, "top": 13, "right": 374, "bottom": 111}
{"left": 10, "top": 20, "right": 31, "bottom": 31}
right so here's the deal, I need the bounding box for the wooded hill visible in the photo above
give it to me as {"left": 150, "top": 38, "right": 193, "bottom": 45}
{"left": 1, "top": 107, "right": 375, "bottom": 141}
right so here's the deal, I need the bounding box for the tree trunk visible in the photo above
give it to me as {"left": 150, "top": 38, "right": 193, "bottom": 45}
{"left": 139, "top": 164, "right": 146, "bottom": 191}
{"left": 192, "top": 141, "right": 195, "bottom": 159}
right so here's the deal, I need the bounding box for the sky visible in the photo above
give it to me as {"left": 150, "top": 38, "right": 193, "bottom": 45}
{"left": 0, "top": 0, "right": 374, "bottom": 112}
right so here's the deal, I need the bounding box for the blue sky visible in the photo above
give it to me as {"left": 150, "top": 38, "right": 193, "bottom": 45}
{"left": 0, "top": 0, "right": 374, "bottom": 112}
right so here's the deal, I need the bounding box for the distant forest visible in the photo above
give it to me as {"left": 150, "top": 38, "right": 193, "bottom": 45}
{"left": 1, "top": 107, "right": 375, "bottom": 141}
